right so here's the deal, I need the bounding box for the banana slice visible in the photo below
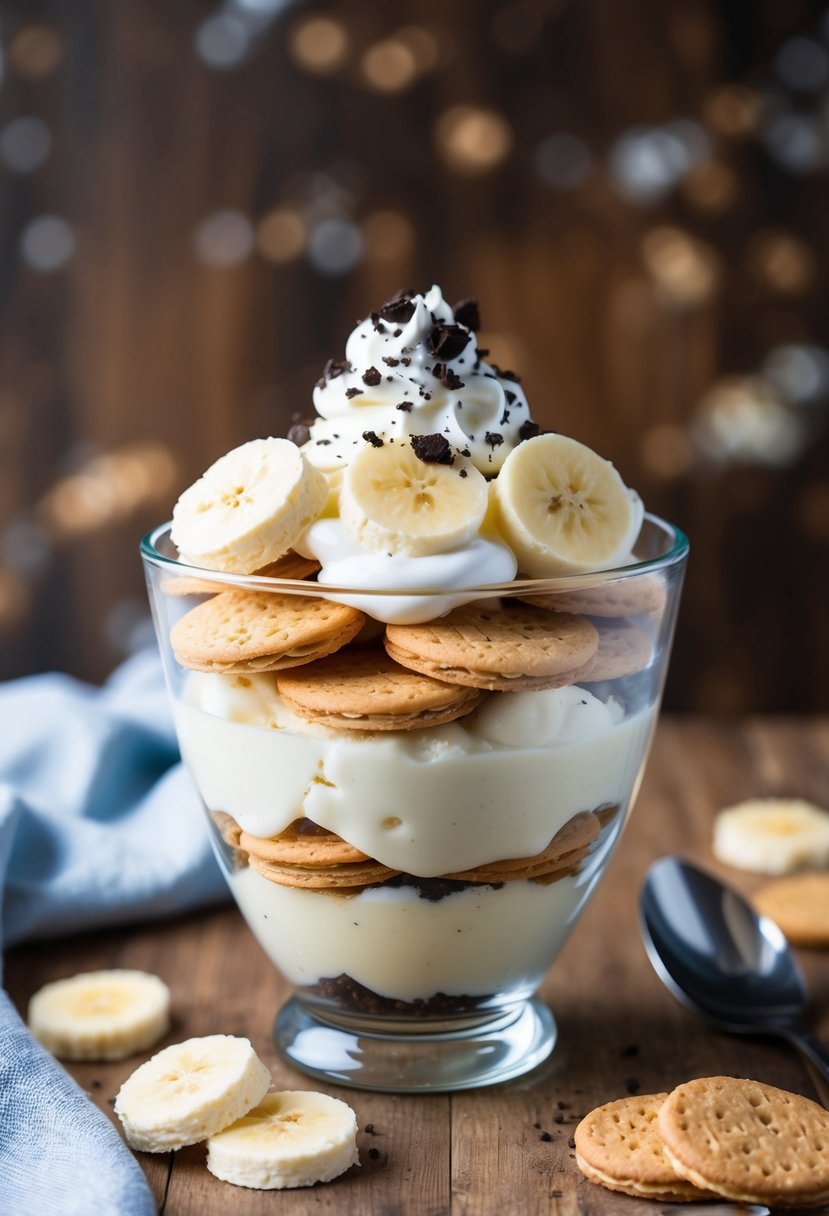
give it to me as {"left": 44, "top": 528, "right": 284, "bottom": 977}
{"left": 712, "top": 798, "right": 829, "bottom": 875}
{"left": 206, "top": 1091, "right": 359, "bottom": 1190}
{"left": 28, "top": 969, "right": 170, "bottom": 1061}
{"left": 340, "top": 438, "right": 488, "bottom": 557}
{"left": 493, "top": 433, "right": 643, "bottom": 576}
{"left": 115, "top": 1034, "right": 271, "bottom": 1152}
{"left": 171, "top": 438, "right": 328, "bottom": 574}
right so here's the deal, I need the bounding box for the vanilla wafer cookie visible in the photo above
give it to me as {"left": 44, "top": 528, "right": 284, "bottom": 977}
{"left": 576, "top": 622, "right": 653, "bottom": 682}
{"left": 658, "top": 1076, "right": 829, "bottom": 1208}
{"left": 752, "top": 872, "right": 829, "bottom": 947}
{"left": 521, "top": 573, "right": 666, "bottom": 619}
{"left": 384, "top": 603, "right": 598, "bottom": 692}
{"left": 276, "top": 650, "right": 485, "bottom": 731}
{"left": 574, "top": 1092, "right": 715, "bottom": 1203}
{"left": 241, "top": 820, "right": 368, "bottom": 867}
{"left": 171, "top": 591, "right": 364, "bottom": 674}
{"left": 442, "top": 811, "right": 599, "bottom": 883}
{"left": 163, "top": 551, "right": 320, "bottom": 598}
{"left": 248, "top": 853, "right": 399, "bottom": 890}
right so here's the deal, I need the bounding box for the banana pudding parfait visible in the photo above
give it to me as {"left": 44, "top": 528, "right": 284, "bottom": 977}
{"left": 141, "top": 286, "right": 688, "bottom": 1092}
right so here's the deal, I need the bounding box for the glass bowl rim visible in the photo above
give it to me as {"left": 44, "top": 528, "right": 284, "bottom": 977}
{"left": 140, "top": 514, "right": 688, "bottom": 598}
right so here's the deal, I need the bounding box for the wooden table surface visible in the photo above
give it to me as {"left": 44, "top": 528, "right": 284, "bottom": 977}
{"left": 7, "top": 717, "right": 829, "bottom": 1215}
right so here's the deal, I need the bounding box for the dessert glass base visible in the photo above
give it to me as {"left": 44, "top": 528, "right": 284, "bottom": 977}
{"left": 274, "top": 996, "right": 556, "bottom": 1093}
{"left": 142, "top": 514, "right": 687, "bottom": 1093}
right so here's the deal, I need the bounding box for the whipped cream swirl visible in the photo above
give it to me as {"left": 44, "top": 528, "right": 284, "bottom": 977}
{"left": 303, "top": 285, "right": 536, "bottom": 476}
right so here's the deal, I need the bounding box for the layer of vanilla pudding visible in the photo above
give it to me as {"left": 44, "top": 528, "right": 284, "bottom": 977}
{"left": 174, "top": 671, "right": 656, "bottom": 1004}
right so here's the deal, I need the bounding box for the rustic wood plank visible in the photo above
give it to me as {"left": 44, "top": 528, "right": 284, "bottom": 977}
{"left": 6, "top": 719, "right": 829, "bottom": 1214}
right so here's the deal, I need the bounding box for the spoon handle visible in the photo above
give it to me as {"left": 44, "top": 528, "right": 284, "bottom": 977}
{"left": 783, "top": 1028, "right": 829, "bottom": 1087}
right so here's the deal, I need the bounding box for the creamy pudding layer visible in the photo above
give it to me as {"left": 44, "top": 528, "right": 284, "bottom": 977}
{"left": 174, "top": 672, "right": 656, "bottom": 877}
{"left": 230, "top": 867, "right": 594, "bottom": 1003}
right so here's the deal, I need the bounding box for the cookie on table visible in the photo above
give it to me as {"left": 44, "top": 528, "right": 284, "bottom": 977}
{"left": 658, "top": 1076, "right": 829, "bottom": 1208}
{"left": 443, "top": 811, "right": 600, "bottom": 884}
{"left": 520, "top": 572, "right": 666, "bottom": 619}
{"left": 276, "top": 649, "right": 485, "bottom": 731}
{"left": 384, "top": 602, "right": 598, "bottom": 692}
{"left": 574, "top": 1092, "right": 716, "bottom": 1203}
{"left": 163, "top": 551, "right": 320, "bottom": 597}
{"left": 170, "top": 591, "right": 364, "bottom": 674}
{"left": 753, "top": 872, "right": 829, "bottom": 947}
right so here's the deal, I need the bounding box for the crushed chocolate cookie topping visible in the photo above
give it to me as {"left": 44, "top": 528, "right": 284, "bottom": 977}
{"left": 362, "top": 430, "right": 384, "bottom": 447}
{"left": 362, "top": 366, "right": 382, "bottom": 386}
{"left": 518, "top": 419, "right": 541, "bottom": 442}
{"left": 393, "top": 327, "right": 402, "bottom": 337}
{"left": 400, "top": 356, "right": 412, "bottom": 366}
{"left": 382, "top": 356, "right": 400, "bottom": 367}
{"left": 505, "top": 389, "right": 517, "bottom": 405}
{"left": 485, "top": 431, "right": 504, "bottom": 449}
{"left": 499, "top": 410, "right": 511, "bottom": 426}
{"left": 411, "top": 433, "right": 455, "bottom": 465}
{"left": 491, "top": 363, "right": 521, "bottom": 383}
{"left": 315, "top": 438, "right": 332, "bottom": 445}
{"left": 432, "top": 362, "right": 465, "bottom": 390}
{"left": 323, "top": 357, "right": 351, "bottom": 381}
{"left": 378, "top": 288, "right": 416, "bottom": 325}
{"left": 369, "top": 312, "right": 386, "bottom": 333}
{"left": 287, "top": 420, "right": 312, "bottom": 447}
{"left": 395, "top": 401, "right": 413, "bottom": 411}
{"left": 453, "top": 297, "right": 481, "bottom": 331}
{"left": 459, "top": 468, "right": 468, "bottom": 477}
{"left": 345, "top": 387, "right": 364, "bottom": 399}
{"left": 427, "top": 323, "right": 471, "bottom": 361}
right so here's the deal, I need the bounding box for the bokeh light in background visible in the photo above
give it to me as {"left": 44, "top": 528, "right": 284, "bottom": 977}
{"left": 0, "top": 0, "right": 826, "bottom": 715}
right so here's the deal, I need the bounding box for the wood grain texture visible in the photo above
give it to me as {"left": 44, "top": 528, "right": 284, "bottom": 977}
{"left": 6, "top": 717, "right": 829, "bottom": 1213}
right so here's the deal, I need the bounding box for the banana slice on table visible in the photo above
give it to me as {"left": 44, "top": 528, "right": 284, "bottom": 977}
{"left": 340, "top": 437, "right": 488, "bottom": 557}
{"left": 712, "top": 797, "right": 829, "bottom": 875}
{"left": 207, "top": 1091, "right": 359, "bottom": 1190}
{"left": 115, "top": 1034, "right": 271, "bottom": 1152}
{"left": 28, "top": 969, "right": 170, "bottom": 1061}
{"left": 171, "top": 438, "right": 328, "bottom": 574}
{"left": 493, "top": 433, "right": 643, "bottom": 576}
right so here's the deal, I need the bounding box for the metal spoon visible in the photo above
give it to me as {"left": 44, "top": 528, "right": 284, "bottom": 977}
{"left": 640, "top": 856, "right": 829, "bottom": 1084}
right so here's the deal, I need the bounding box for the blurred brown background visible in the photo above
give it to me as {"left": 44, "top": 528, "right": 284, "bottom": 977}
{"left": 0, "top": 0, "right": 827, "bottom": 712}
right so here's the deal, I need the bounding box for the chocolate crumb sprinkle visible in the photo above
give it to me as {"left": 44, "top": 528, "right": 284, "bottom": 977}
{"left": 382, "top": 356, "right": 400, "bottom": 367}
{"left": 368, "top": 1147, "right": 381, "bottom": 1160}
{"left": 491, "top": 363, "right": 521, "bottom": 383}
{"left": 453, "top": 298, "right": 480, "bottom": 331}
{"left": 345, "top": 387, "right": 364, "bottom": 399}
{"left": 396, "top": 401, "right": 413, "bottom": 412}
{"left": 362, "top": 430, "right": 384, "bottom": 447}
{"left": 459, "top": 468, "right": 468, "bottom": 477}
{"left": 518, "top": 419, "right": 541, "bottom": 443}
{"left": 410, "top": 433, "right": 455, "bottom": 465}
{"left": 427, "top": 323, "right": 470, "bottom": 361}
{"left": 323, "top": 357, "right": 351, "bottom": 381}
{"left": 539, "top": 1131, "right": 553, "bottom": 1143}
{"left": 362, "top": 366, "right": 382, "bottom": 387}
{"left": 485, "top": 431, "right": 504, "bottom": 449}
{"left": 287, "top": 420, "right": 312, "bottom": 447}
{"left": 378, "top": 288, "right": 416, "bottom": 325}
{"left": 432, "top": 362, "right": 465, "bottom": 390}
{"left": 364, "top": 1123, "right": 377, "bottom": 1135}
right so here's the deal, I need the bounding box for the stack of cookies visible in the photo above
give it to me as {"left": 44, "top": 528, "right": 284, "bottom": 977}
{"left": 575, "top": 1076, "right": 829, "bottom": 1208}
{"left": 169, "top": 564, "right": 658, "bottom": 896}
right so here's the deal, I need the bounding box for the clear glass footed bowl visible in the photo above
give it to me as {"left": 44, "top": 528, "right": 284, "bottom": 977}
{"left": 141, "top": 516, "right": 688, "bottom": 1092}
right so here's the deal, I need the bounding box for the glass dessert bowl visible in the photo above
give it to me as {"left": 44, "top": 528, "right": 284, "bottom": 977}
{"left": 141, "top": 515, "right": 687, "bottom": 1092}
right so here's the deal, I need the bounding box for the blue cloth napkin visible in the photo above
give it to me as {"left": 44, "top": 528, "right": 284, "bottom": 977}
{"left": 0, "top": 650, "right": 228, "bottom": 1216}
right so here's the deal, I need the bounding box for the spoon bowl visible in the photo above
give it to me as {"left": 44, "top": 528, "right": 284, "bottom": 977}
{"left": 640, "top": 857, "right": 829, "bottom": 1083}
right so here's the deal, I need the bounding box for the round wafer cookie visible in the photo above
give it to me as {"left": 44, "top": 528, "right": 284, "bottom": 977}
{"left": 442, "top": 811, "right": 600, "bottom": 883}
{"left": 240, "top": 820, "right": 368, "bottom": 867}
{"left": 521, "top": 573, "right": 666, "bottom": 619}
{"left": 170, "top": 591, "right": 364, "bottom": 674}
{"left": 276, "top": 650, "right": 486, "bottom": 731}
{"left": 753, "top": 872, "right": 829, "bottom": 947}
{"left": 248, "top": 853, "right": 399, "bottom": 890}
{"left": 574, "top": 1092, "right": 715, "bottom": 1202}
{"left": 576, "top": 622, "right": 653, "bottom": 683}
{"left": 384, "top": 603, "right": 598, "bottom": 692}
{"left": 658, "top": 1076, "right": 829, "bottom": 1208}
{"left": 163, "top": 551, "right": 320, "bottom": 597}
